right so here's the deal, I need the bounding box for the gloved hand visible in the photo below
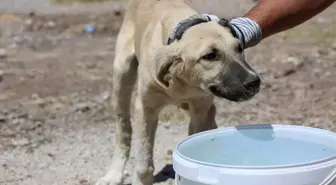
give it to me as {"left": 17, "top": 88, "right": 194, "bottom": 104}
{"left": 230, "top": 17, "right": 262, "bottom": 49}
{"left": 201, "top": 14, "right": 263, "bottom": 49}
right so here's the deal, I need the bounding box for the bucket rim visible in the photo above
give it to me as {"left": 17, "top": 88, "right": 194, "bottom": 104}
{"left": 175, "top": 124, "right": 336, "bottom": 170}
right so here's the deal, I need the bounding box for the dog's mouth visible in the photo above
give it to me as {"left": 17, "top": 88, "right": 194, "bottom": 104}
{"left": 208, "top": 85, "right": 256, "bottom": 102}
{"left": 209, "top": 85, "right": 224, "bottom": 97}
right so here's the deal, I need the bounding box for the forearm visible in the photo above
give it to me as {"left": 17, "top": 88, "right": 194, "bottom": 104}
{"left": 245, "top": 0, "right": 336, "bottom": 39}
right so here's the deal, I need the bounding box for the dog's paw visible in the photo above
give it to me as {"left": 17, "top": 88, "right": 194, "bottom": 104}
{"left": 95, "top": 176, "right": 122, "bottom": 185}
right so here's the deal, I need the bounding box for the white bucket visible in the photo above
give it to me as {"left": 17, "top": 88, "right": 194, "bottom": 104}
{"left": 173, "top": 124, "right": 336, "bottom": 185}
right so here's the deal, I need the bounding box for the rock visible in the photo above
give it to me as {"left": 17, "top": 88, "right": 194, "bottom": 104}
{"left": 285, "top": 56, "right": 300, "bottom": 66}
{"left": 315, "top": 17, "right": 330, "bottom": 24}
{"left": 308, "top": 83, "right": 315, "bottom": 89}
{"left": 0, "top": 48, "right": 7, "bottom": 59}
{"left": 35, "top": 99, "right": 48, "bottom": 108}
{"left": 50, "top": 102, "right": 65, "bottom": 111}
{"left": 47, "top": 153, "right": 55, "bottom": 158}
{"left": 74, "top": 102, "right": 91, "bottom": 113}
{"left": 28, "top": 11, "right": 36, "bottom": 18}
{"left": 166, "top": 149, "right": 173, "bottom": 156}
{"left": 100, "top": 91, "right": 110, "bottom": 101}
{"left": 9, "top": 36, "right": 23, "bottom": 48}
{"left": 12, "top": 118, "right": 24, "bottom": 125}
{"left": 0, "top": 70, "right": 3, "bottom": 83}
{"left": 78, "top": 179, "right": 89, "bottom": 185}
{"left": 93, "top": 91, "right": 110, "bottom": 103}
{"left": 112, "top": 4, "right": 123, "bottom": 16}
{"left": 0, "top": 112, "right": 6, "bottom": 122}
{"left": 24, "top": 18, "right": 34, "bottom": 31}
{"left": 276, "top": 56, "right": 306, "bottom": 77}
{"left": 316, "top": 49, "right": 329, "bottom": 57}
{"left": 165, "top": 149, "right": 173, "bottom": 163}
{"left": 332, "top": 42, "right": 336, "bottom": 51}
{"left": 13, "top": 36, "right": 23, "bottom": 44}
{"left": 124, "top": 169, "right": 130, "bottom": 178}
{"left": 11, "top": 138, "right": 30, "bottom": 146}
{"left": 261, "top": 83, "right": 272, "bottom": 90}
{"left": 46, "top": 21, "right": 56, "bottom": 29}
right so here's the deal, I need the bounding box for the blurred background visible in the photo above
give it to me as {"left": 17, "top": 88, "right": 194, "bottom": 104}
{"left": 0, "top": 0, "right": 335, "bottom": 185}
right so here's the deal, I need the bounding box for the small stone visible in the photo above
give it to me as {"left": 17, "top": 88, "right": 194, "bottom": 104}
{"left": 24, "top": 19, "right": 34, "bottom": 31}
{"left": 9, "top": 43, "right": 17, "bottom": 49}
{"left": 166, "top": 149, "right": 173, "bottom": 162}
{"left": 124, "top": 169, "right": 130, "bottom": 178}
{"left": 75, "top": 102, "right": 91, "bottom": 113}
{"left": 46, "top": 21, "right": 56, "bottom": 29}
{"left": 25, "top": 18, "right": 33, "bottom": 25}
{"left": 0, "top": 113, "right": 6, "bottom": 122}
{"left": 261, "top": 83, "right": 272, "bottom": 90}
{"left": 13, "top": 36, "right": 23, "bottom": 44}
{"left": 113, "top": 10, "right": 122, "bottom": 16}
{"left": 308, "top": 83, "right": 315, "bottom": 89}
{"left": 164, "top": 124, "right": 170, "bottom": 129}
{"left": 11, "top": 138, "right": 29, "bottom": 146}
{"left": 0, "top": 49, "right": 7, "bottom": 59}
{"left": 79, "top": 179, "right": 88, "bottom": 184}
{"left": 36, "top": 99, "right": 48, "bottom": 108}
{"left": 51, "top": 102, "right": 64, "bottom": 111}
{"left": 316, "top": 49, "right": 329, "bottom": 57}
{"left": 332, "top": 42, "right": 336, "bottom": 51}
{"left": 166, "top": 149, "right": 173, "bottom": 156}
{"left": 100, "top": 91, "right": 110, "bottom": 101}
{"left": 28, "top": 11, "right": 36, "bottom": 18}
{"left": 285, "top": 56, "right": 300, "bottom": 66}
{"left": 0, "top": 70, "right": 3, "bottom": 82}
{"left": 313, "top": 68, "right": 321, "bottom": 76}
{"left": 112, "top": 4, "right": 123, "bottom": 16}
{"left": 315, "top": 17, "right": 329, "bottom": 24}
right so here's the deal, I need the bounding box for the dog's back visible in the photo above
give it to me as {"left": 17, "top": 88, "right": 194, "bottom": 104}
{"left": 124, "top": 0, "right": 197, "bottom": 60}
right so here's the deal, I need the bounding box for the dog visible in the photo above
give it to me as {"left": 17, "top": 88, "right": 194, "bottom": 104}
{"left": 96, "top": 0, "right": 261, "bottom": 184}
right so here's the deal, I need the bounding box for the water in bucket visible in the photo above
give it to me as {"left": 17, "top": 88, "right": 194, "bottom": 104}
{"left": 173, "top": 124, "right": 336, "bottom": 185}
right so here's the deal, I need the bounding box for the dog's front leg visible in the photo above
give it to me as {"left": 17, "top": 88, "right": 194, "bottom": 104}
{"left": 132, "top": 96, "right": 160, "bottom": 185}
{"left": 188, "top": 97, "right": 218, "bottom": 136}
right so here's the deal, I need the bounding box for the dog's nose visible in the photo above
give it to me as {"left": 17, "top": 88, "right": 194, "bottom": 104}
{"left": 243, "top": 75, "right": 261, "bottom": 93}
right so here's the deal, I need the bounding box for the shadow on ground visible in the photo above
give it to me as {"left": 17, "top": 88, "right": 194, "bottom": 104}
{"left": 125, "top": 164, "right": 175, "bottom": 185}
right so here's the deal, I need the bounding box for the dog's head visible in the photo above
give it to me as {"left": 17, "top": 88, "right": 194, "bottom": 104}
{"left": 153, "top": 17, "right": 260, "bottom": 102}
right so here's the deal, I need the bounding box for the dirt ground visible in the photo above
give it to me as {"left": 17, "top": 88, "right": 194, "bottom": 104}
{"left": 0, "top": 0, "right": 335, "bottom": 185}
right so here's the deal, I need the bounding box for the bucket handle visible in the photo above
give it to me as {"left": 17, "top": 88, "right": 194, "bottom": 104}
{"left": 319, "top": 167, "right": 336, "bottom": 185}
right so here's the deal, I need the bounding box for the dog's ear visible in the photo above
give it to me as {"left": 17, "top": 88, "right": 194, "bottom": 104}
{"left": 168, "top": 17, "right": 208, "bottom": 45}
{"left": 218, "top": 18, "right": 239, "bottom": 38}
{"left": 153, "top": 45, "right": 182, "bottom": 89}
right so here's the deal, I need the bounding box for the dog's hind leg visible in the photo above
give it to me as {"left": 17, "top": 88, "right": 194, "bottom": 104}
{"left": 188, "top": 96, "right": 218, "bottom": 136}
{"left": 96, "top": 18, "right": 138, "bottom": 185}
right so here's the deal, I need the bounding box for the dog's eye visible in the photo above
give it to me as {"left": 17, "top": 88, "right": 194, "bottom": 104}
{"left": 202, "top": 51, "right": 219, "bottom": 61}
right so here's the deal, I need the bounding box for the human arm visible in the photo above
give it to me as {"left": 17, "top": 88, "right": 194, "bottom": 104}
{"left": 230, "top": 0, "right": 336, "bottom": 48}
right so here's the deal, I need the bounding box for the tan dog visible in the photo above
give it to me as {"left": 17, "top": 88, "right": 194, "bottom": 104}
{"left": 96, "top": 0, "right": 260, "bottom": 185}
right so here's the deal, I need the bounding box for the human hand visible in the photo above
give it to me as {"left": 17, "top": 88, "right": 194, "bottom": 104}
{"left": 201, "top": 14, "right": 262, "bottom": 49}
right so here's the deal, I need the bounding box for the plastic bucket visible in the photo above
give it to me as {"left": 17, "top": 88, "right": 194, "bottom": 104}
{"left": 173, "top": 124, "right": 336, "bottom": 185}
